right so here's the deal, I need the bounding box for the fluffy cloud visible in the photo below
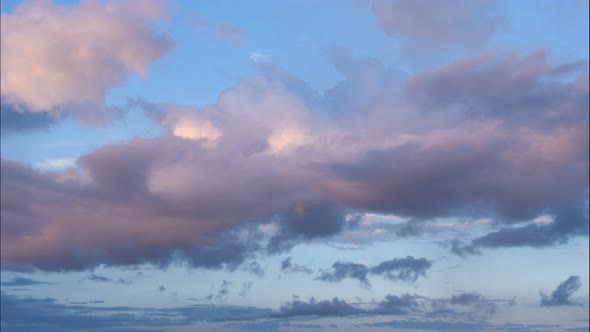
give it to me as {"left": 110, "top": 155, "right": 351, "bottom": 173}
{"left": 0, "top": 0, "right": 173, "bottom": 122}
{"left": 1, "top": 50, "right": 588, "bottom": 271}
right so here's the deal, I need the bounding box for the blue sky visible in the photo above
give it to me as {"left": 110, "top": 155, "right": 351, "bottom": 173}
{"left": 1, "top": 1, "right": 589, "bottom": 331}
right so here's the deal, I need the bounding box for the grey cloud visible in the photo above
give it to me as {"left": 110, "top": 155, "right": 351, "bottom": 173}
{"left": 238, "top": 282, "right": 252, "bottom": 298}
{"left": 0, "top": 101, "right": 57, "bottom": 136}
{"left": 207, "top": 280, "right": 232, "bottom": 302}
{"left": 1, "top": 277, "right": 53, "bottom": 287}
{"left": 370, "top": 256, "right": 432, "bottom": 283}
{"left": 87, "top": 274, "right": 133, "bottom": 285}
{"left": 540, "top": 276, "right": 584, "bottom": 307}
{"left": 372, "top": 294, "right": 423, "bottom": 315}
{"left": 266, "top": 202, "right": 348, "bottom": 254}
{"left": 274, "top": 297, "right": 364, "bottom": 318}
{"left": 0, "top": 291, "right": 514, "bottom": 330}
{"left": 242, "top": 261, "right": 264, "bottom": 277}
{"left": 88, "top": 274, "right": 111, "bottom": 283}
{"left": 449, "top": 292, "right": 486, "bottom": 306}
{"left": 280, "top": 257, "right": 313, "bottom": 274}
{"left": 317, "top": 256, "right": 432, "bottom": 287}
{"left": 317, "top": 262, "right": 371, "bottom": 288}
{"left": 0, "top": 293, "right": 271, "bottom": 331}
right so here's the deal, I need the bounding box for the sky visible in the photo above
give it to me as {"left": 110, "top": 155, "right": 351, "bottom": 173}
{"left": 0, "top": 0, "right": 589, "bottom": 331}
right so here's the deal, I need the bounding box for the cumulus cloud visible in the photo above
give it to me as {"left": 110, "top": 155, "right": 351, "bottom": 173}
{"left": 1, "top": 49, "right": 588, "bottom": 271}
{"left": 0, "top": 0, "right": 173, "bottom": 122}
{"left": 540, "top": 276, "right": 584, "bottom": 307}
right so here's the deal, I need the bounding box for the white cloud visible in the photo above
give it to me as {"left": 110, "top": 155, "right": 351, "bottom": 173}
{"left": 0, "top": 0, "right": 173, "bottom": 121}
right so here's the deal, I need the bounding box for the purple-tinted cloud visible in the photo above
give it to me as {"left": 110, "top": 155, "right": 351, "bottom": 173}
{"left": 1, "top": 49, "right": 588, "bottom": 271}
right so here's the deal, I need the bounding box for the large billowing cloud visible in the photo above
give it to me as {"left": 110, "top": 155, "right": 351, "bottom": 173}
{"left": 1, "top": 48, "right": 588, "bottom": 270}
{"left": 0, "top": 0, "right": 173, "bottom": 123}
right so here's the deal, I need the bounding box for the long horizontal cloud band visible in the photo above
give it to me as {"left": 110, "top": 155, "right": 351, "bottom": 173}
{"left": 1, "top": 49, "right": 588, "bottom": 271}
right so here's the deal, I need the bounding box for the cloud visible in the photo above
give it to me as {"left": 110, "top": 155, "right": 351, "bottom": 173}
{"left": 0, "top": 292, "right": 271, "bottom": 331}
{"left": 88, "top": 273, "right": 133, "bottom": 285}
{"left": 317, "top": 262, "right": 371, "bottom": 288}
{"left": 207, "top": 280, "right": 232, "bottom": 302}
{"left": 238, "top": 282, "right": 253, "bottom": 298}
{"left": 371, "top": 0, "right": 505, "bottom": 55}
{"left": 370, "top": 256, "right": 432, "bottom": 283}
{"left": 1, "top": 50, "right": 588, "bottom": 271}
{"left": 280, "top": 257, "right": 313, "bottom": 274}
{"left": 0, "top": 0, "right": 173, "bottom": 123}
{"left": 242, "top": 261, "right": 265, "bottom": 277}
{"left": 88, "top": 273, "right": 111, "bottom": 283}
{"left": 540, "top": 276, "right": 584, "bottom": 307}
{"left": 0, "top": 291, "right": 515, "bottom": 330}
{"left": 317, "top": 256, "right": 432, "bottom": 287}
{"left": 372, "top": 294, "right": 423, "bottom": 315}
{"left": 191, "top": 15, "right": 246, "bottom": 46}
{"left": 1, "top": 277, "right": 53, "bottom": 287}
{"left": 274, "top": 297, "right": 364, "bottom": 318}
{"left": 0, "top": 101, "right": 56, "bottom": 135}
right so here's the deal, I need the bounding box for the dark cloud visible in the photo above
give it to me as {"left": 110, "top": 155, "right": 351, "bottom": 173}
{"left": 540, "top": 276, "right": 584, "bottom": 307}
{"left": 87, "top": 274, "right": 133, "bottom": 285}
{"left": 88, "top": 274, "right": 111, "bottom": 283}
{"left": 372, "top": 294, "right": 423, "bottom": 315}
{"left": 1, "top": 277, "right": 53, "bottom": 287}
{"left": 316, "top": 256, "right": 432, "bottom": 287}
{"left": 280, "top": 257, "right": 313, "bottom": 274}
{"left": 370, "top": 256, "right": 432, "bottom": 283}
{"left": 274, "top": 297, "right": 364, "bottom": 318}
{"left": 0, "top": 101, "right": 57, "bottom": 135}
{"left": 449, "top": 292, "right": 486, "bottom": 306}
{"left": 317, "top": 262, "right": 371, "bottom": 288}
{"left": 267, "top": 202, "right": 348, "bottom": 254}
